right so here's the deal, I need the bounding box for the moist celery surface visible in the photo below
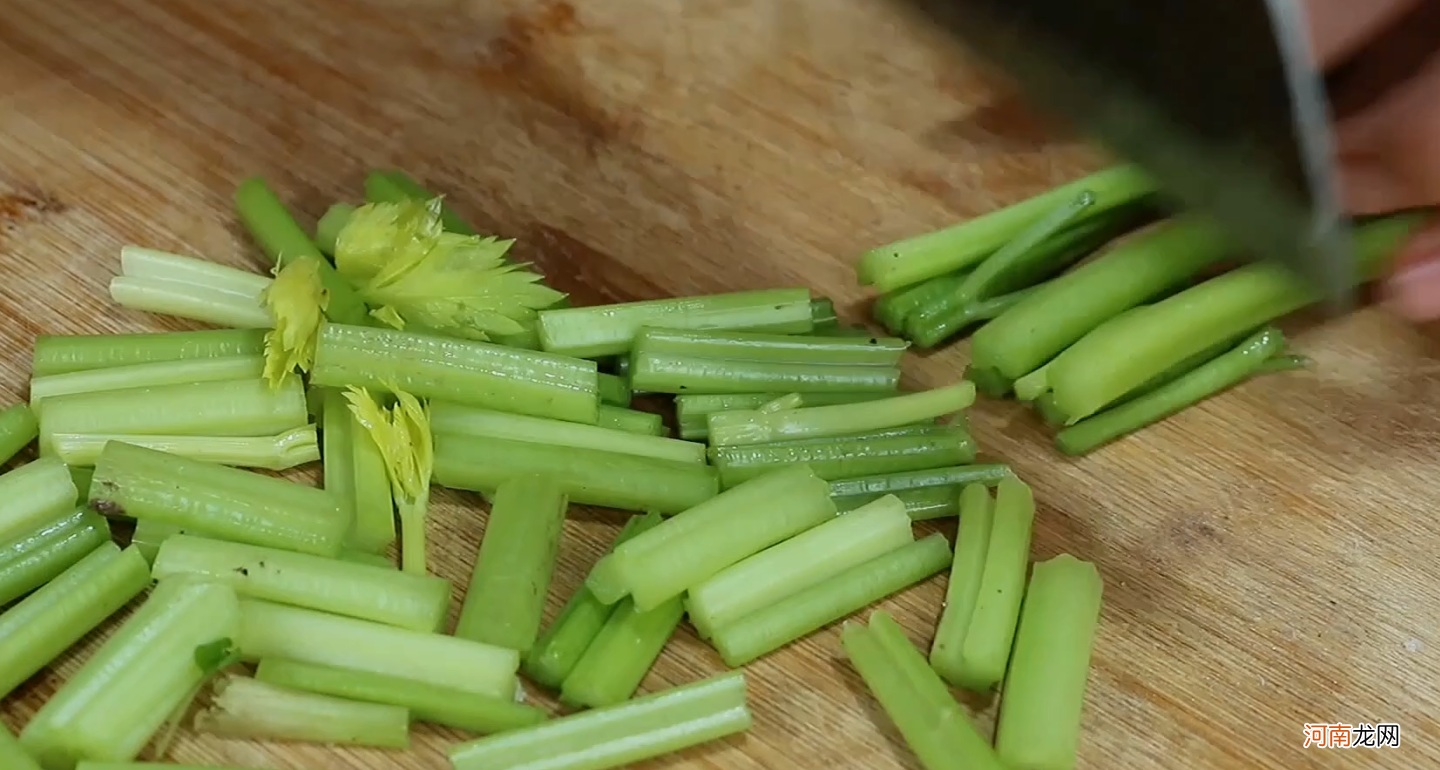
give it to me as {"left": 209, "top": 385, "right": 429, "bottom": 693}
{"left": 559, "top": 595, "right": 685, "bottom": 708}
{"left": 627, "top": 327, "right": 905, "bottom": 395}
{"left": 596, "top": 405, "right": 666, "bottom": 436}
{"left": 50, "top": 426, "right": 319, "bottom": 470}
{"left": 706, "top": 383, "right": 975, "bottom": 447}
{"left": 89, "top": 441, "right": 349, "bottom": 558}
{"left": 447, "top": 671, "right": 752, "bottom": 770}
{"left": 152, "top": 534, "right": 450, "bottom": 631}
{"left": 456, "top": 474, "right": 568, "bottom": 652}
{"left": 0, "top": 403, "right": 38, "bottom": 465}
{"left": 31, "top": 329, "right": 268, "bottom": 377}
{"left": 320, "top": 388, "right": 396, "bottom": 553}
{"left": 29, "top": 355, "right": 266, "bottom": 409}
{"left": 709, "top": 425, "right": 976, "bottom": 488}
{"left": 676, "top": 391, "right": 889, "bottom": 440}
{"left": 0, "top": 507, "right": 112, "bottom": 606}
{"left": 597, "top": 373, "right": 632, "bottom": 406}
{"left": 827, "top": 464, "right": 1013, "bottom": 500}
{"left": 195, "top": 674, "right": 410, "bottom": 749}
{"left": 108, "top": 246, "right": 275, "bottom": 329}
{"left": 430, "top": 400, "right": 705, "bottom": 464}
{"left": 928, "top": 484, "right": 996, "bottom": 687}
{"left": 0, "top": 457, "right": 79, "bottom": 545}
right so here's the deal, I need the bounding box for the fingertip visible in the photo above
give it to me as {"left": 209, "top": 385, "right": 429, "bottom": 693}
{"left": 1380, "top": 220, "right": 1440, "bottom": 321}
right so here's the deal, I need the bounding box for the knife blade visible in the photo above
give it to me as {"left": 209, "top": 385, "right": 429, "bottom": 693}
{"left": 894, "top": 0, "right": 1355, "bottom": 312}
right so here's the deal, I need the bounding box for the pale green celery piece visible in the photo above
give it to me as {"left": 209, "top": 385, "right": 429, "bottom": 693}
{"left": 686, "top": 495, "right": 914, "bottom": 638}
{"left": 255, "top": 657, "right": 546, "bottom": 735}
{"left": 31, "top": 329, "right": 268, "bottom": 378}
{"left": 430, "top": 401, "right": 704, "bottom": 465}
{"left": 456, "top": 474, "right": 568, "bottom": 652}
{"left": 597, "top": 373, "right": 631, "bottom": 406}
{"left": 595, "top": 464, "right": 836, "bottom": 611}
{"left": 321, "top": 389, "right": 395, "bottom": 554}
{"left": 89, "top": 441, "right": 349, "bottom": 558}
{"left": 954, "top": 477, "right": 1036, "bottom": 691}
{"left": 857, "top": 165, "right": 1155, "bottom": 292}
{"left": 19, "top": 579, "right": 242, "bottom": 769}
{"left": 235, "top": 599, "right": 520, "bottom": 699}
{"left": 194, "top": 674, "right": 410, "bottom": 749}
{"left": 38, "top": 377, "right": 310, "bottom": 455}
{"left": 447, "top": 671, "right": 752, "bottom": 770}
{"left": 596, "top": 405, "right": 666, "bottom": 436}
{"left": 525, "top": 512, "right": 664, "bottom": 690}
{"left": 629, "top": 353, "right": 900, "bottom": 395}
{"left": 0, "top": 507, "right": 111, "bottom": 606}
{"left": 827, "top": 463, "right": 1013, "bottom": 500}
{"left": 29, "top": 356, "right": 266, "bottom": 410}
{"left": 310, "top": 323, "right": 600, "bottom": 424}
{"left": 834, "top": 486, "right": 960, "bottom": 521}
{"left": 49, "top": 425, "right": 319, "bottom": 470}
{"left": 706, "top": 383, "right": 975, "bottom": 447}
{"left": 928, "top": 484, "right": 997, "bottom": 687}
{"left": 676, "top": 391, "right": 890, "bottom": 440}
{"left": 709, "top": 426, "right": 976, "bottom": 489}
{"left": 152, "top": 534, "right": 450, "bottom": 632}
{"left": 0, "top": 544, "right": 149, "bottom": 698}
{"left": 432, "top": 433, "right": 717, "bottom": 515}
{"left": 995, "top": 555, "right": 1104, "bottom": 770}
{"left": 0, "top": 404, "right": 39, "bottom": 465}
{"left": 128, "top": 518, "right": 179, "bottom": 565}
{"left": 109, "top": 245, "right": 275, "bottom": 329}
{"left": 559, "top": 595, "right": 685, "bottom": 708}
{"left": 709, "top": 533, "right": 952, "bottom": 667}
{"left": 536, "top": 288, "right": 815, "bottom": 359}
{"left": 313, "top": 202, "right": 357, "bottom": 256}
{"left": 758, "top": 393, "right": 804, "bottom": 412}
{"left": 629, "top": 326, "right": 908, "bottom": 365}
{"left": 322, "top": 388, "right": 358, "bottom": 536}
{"left": 0, "top": 457, "right": 79, "bottom": 544}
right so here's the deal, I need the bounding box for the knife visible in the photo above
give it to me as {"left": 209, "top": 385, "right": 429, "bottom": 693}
{"left": 892, "top": 0, "right": 1355, "bottom": 312}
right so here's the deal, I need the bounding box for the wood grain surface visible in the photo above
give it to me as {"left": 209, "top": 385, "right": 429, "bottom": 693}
{"left": 0, "top": 1, "right": 1436, "bottom": 768}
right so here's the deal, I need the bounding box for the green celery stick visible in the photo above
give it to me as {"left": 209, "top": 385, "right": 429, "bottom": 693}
{"left": 559, "top": 595, "right": 685, "bottom": 708}
{"left": 834, "top": 486, "right": 960, "bottom": 520}
{"left": 0, "top": 404, "right": 38, "bottom": 465}
{"left": 255, "top": 657, "right": 545, "bottom": 735}
{"left": 593, "top": 464, "right": 836, "bottom": 611}
{"left": 597, "top": 373, "right": 631, "bottom": 406}
{"left": 433, "top": 433, "right": 717, "bottom": 515}
{"left": 710, "top": 533, "right": 951, "bottom": 667}
{"left": 321, "top": 389, "right": 396, "bottom": 553}
{"left": 596, "top": 405, "right": 665, "bottom": 436}
{"left": 0, "top": 725, "right": 40, "bottom": 770}
{"left": 0, "top": 543, "right": 149, "bottom": 698}
{"left": 311, "top": 323, "right": 600, "bottom": 424}
{"left": 0, "top": 507, "right": 111, "bottom": 606}
{"left": 31, "top": 328, "right": 268, "bottom": 378}
{"left": 627, "top": 327, "right": 907, "bottom": 394}
{"left": 525, "top": 512, "right": 664, "bottom": 689}
{"left": 953, "top": 477, "right": 1035, "bottom": 691}
{"left": 709, "top": 425, "right": 975, "bottom": 488}
{"left": 757, "top": 393, "right": 805, "bottom": 412}
{"left": 687, "top": 494, "right": 914, "bottom": 638}
{"left": 706, "top": 383, "right": 975, "bottom": 447}
{"left": 995, "top": 555, "right": 1104, "bottom": 770}
{"left": 29, "top": 355, "right": 265, "bottom": 409}
{"left": 810, "top": 297, "right": 838, "bottom": 327}
{"left": 431, "top": 401, "right": 704, "bottom": 465}
{"left": 235, "top": 599, "right": 519, "bottom": 699}
{"left": 946, "top": 191, "right": 1097, "bottom": 304}
{"left": 365, "top": 170, "right": 480, "bottom": 236}
{"left": 109, "top": 245, "right": 275, "bottom": 329}
{"left": 447, "top": 671, "right": 751, "bottom": 770}
{"left": 456, "top": 475, "right": 568, "bottom": 652}
{"left": 929, "top": 484, "right": 997, "bottom": 687}
{"left": 194, "top": 674, "right": 409, "bottom": 748}
{"left": 0, "top": 457, "right": 78, "bottom": 545}
{"left": 827, "top": 463, "right": 1013, "bottom": 501}
{"left": 89, "top": 441, "right": 348, "bottom": 558}
{"left": 874, "top": 270, "right": 969, "bottom": 334}
{"left": 313, "top": 202, "right": 357, "bottom": 256}
{"left": 537, "top": 289, "right": 815, "bottom": 359}
{"left": 50, "top": 426, "right": 319, "bottom": 470}
{"left": 676, "top": 391, "right": 890, "bottom": 440}
{"left": 857, "top": 165, "right": 1155, "bottom": 292}
{"left": 19, "top": 579, "right": 241, "bottom": 768}
{"left": 153, "top": 534, "right": 450, "bottom": 632}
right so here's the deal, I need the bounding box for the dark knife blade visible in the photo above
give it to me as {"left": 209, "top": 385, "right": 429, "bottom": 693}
{"left": 895, "top": 0, "right": 1355, "bottom": 312}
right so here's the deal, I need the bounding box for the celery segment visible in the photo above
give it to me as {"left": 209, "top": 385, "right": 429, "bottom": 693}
{"left": 430, "top": 400, "right": 704, "bottom": 465}
{"left": 827, "top": 463, "right": 1013, "bottom": 502}
{"left": 29, "top": 355, "right": 265, "bottom": 409}
{"left": 0, "top": 457, "right": 79, "bottom": 545}
{"left": 834, "top": 486, "right": 960, "bottom": 520}
{"left": 709, "top": 425, "right": 976, "bottom": 488}
{"left": 706, "top": 383, "right": 975, "bottom": 447}
{"left": 929, "top": 484, "right": 996, "bottom": 687}
{"left": 597, "top": 373, "right": 631, "bottom": 406}
{"left": 0, "top": 507, "right": 111, "bottom": 606}
{"left": 596, "top": 406, "right": 665, "bottom": 436}
{"left": 194, "top": 674, "right": 410, "bottom": 748}
{"left": 627, "top": 327, "right": 906, "bottom": 395}
{"left": 320, "top": 388, "right": 396, "bottom": 554}
{"left": 313, "top": 202, "right": 356, "bottom": 255}
{"left": 31, "top": 329, "right": 267, "bottom": 378}
{"left": 109, "top": 245, "right": 274, "bottom": 329}
{"left": 0, "top": 403, "right": 38, "bottom": 464}
{"left": 50, "top": 425, "right": 319, "bottom": 470}
{"left": 676, "top": 391, "right": 890, "bottom": 440}
{"left": 559, "top": 595, "right": 685, "bottom": 708}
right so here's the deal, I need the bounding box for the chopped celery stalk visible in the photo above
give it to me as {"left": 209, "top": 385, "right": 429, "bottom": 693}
{"left": 1057, "top": 327, "right": 1288, "bottom": 455}
{"left": 29, "top": 355, "right": 266, "bottom": 409}
{"left": 928, "top": 484, "right": 996, "bottom": 687}
{"left": 234, "top": 177, "right": 370, "bottom": 325}
{"left": 630, "top": 356, "right": 899, "bottom": 395}
{"left": 597, "top": 373, "right": 631, "bottom": 406}
{"left": 456, "top": 475, "right": 568, "bottom": 652}
{"left": 1044, "top": 214, "right": 1424, "bottom": 423}
{"left": 129, "top": 518, "right": 178, "bottom": 564}
{"left": 0, "top": 457, "right": 78, "bottom": 544}
{"left": 827, "top": 463, "right": 1014, "bottom": 500}
{"left": 236, "top": 599, "right": 519, "bottom": 698}
{"left": 311, "top": 322, "right": 600, "bottom": 424}
{"left": 874, "top": 271, "right": 969, "bottom": 334}
{"left": 593, "top": 464, "right": 835, "bottom": 611}
{"left": 109, "top": 245, "right": 275, "bottom": 329}
{"left": 950, "top": 190, "right": 1096, "bottom": 304}
{"left": 949, "top": 478, "right": 1035, "bottom": 691}
{"left": 687, "top": 494, "right": 914, "bottom": 638}
{"left": 365, "top": 170, "right": 480, "bottom": 236}
{"left": 526, "top": 512, "right": 664, "bottom": 689}
{"left": 632, "top": 327, "right": 908, "bottom": 366}
{"left": 50, "top": 425, "right": 320, "bottom": 470}
{"left": 38, "top": 377, "right": 310, "bottom": 454}
{"left": 447, "top": 671, "right": 752, "bottom": 770}
{"left": 31, "top": 329, "right": 268, "bottom": 377}
{"left": 709, "top": 425, "right": 976, "bottom": 488}
{"left": 0, "top": 507, "right": 111, "bottom": 606}
{"left": 255, "top": 658, "right": 545, "bottom": 735}
{"left": 995, "top": 555, "right": 1104, "bottom": 770}
{"left": 342, "top": 388, "right": 432, "bottom": 575}
{"left": 710, "top": 533, "right": 952, "bottom": 666}
{"left": 676, "top": 391, "right": 890, "bottom": 440}
{"left": 841, "top": 612, "right": 1008, "bottom": 770}
{"left": 810, "top": 297, "right": 838, "bottom": 327}
{"left": 1034, "top": 393, "right": 1067, "bottom": 426}
{"left": 68, "top": 466, "right": 93, "bottom": 501}
{"left": 313, "top": 202, "right": 357, "bottom": 256}
{"left": 967, "top": 216, "right": 1236, "bottom": 391}
{"left": 706, "top": 383, "right": 975, "bottom": 447}
{"left": 857, "top": 165, "right": 1155, "bottom": 291}
{"left": 195, "top": 674, "right": 409, "bottom": 748}
{"left": 321, "top": 389, "right": 396, "bottom": 554}
{"left": 835, "top": 486, "right": 960, "bottom": 521}
{"left": 596, "top": 405, "right": 665, "bottom": 436}
{"left": 0, "top": 726, "right": 40, "bottom": 770}
{"left": 18, "top": 579, "right": 241, "bottom": 768}
{"left": 559, "top": 595, "right": 685, "bottom": 708}
{"left": 0, "top": 543, "right": 149, "bottom": 698}
{"left": 153, "top": 534, "right": 450, "bottom": 631}
{"left": 433, "top": 433, "right": 718, "bottom": 515}
{"left": 89, "top": 441, "right": 348, "bottom": 558}
{"left": 537, "top": 288, "right": 815, "bottom": 359}
{"left": 430, "top": 401, "right": 705, "bottom": 465}
{"left": 0, "top": 404, "right": 38, "bottom": 464}
{"left": 757, "top": 393, "right": 804, "bottom": 412}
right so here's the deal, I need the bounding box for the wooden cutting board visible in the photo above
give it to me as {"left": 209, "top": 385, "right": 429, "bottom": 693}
{"left": 0, "top": 1, "right": 1436, "bottom": 768}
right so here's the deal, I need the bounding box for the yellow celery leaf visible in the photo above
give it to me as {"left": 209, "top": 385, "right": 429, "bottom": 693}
{"left": 342, "top": 386, "right": 432, "bottom": 507}
{"left": 260, "top": 257, "right": 329, "bottom": 388}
